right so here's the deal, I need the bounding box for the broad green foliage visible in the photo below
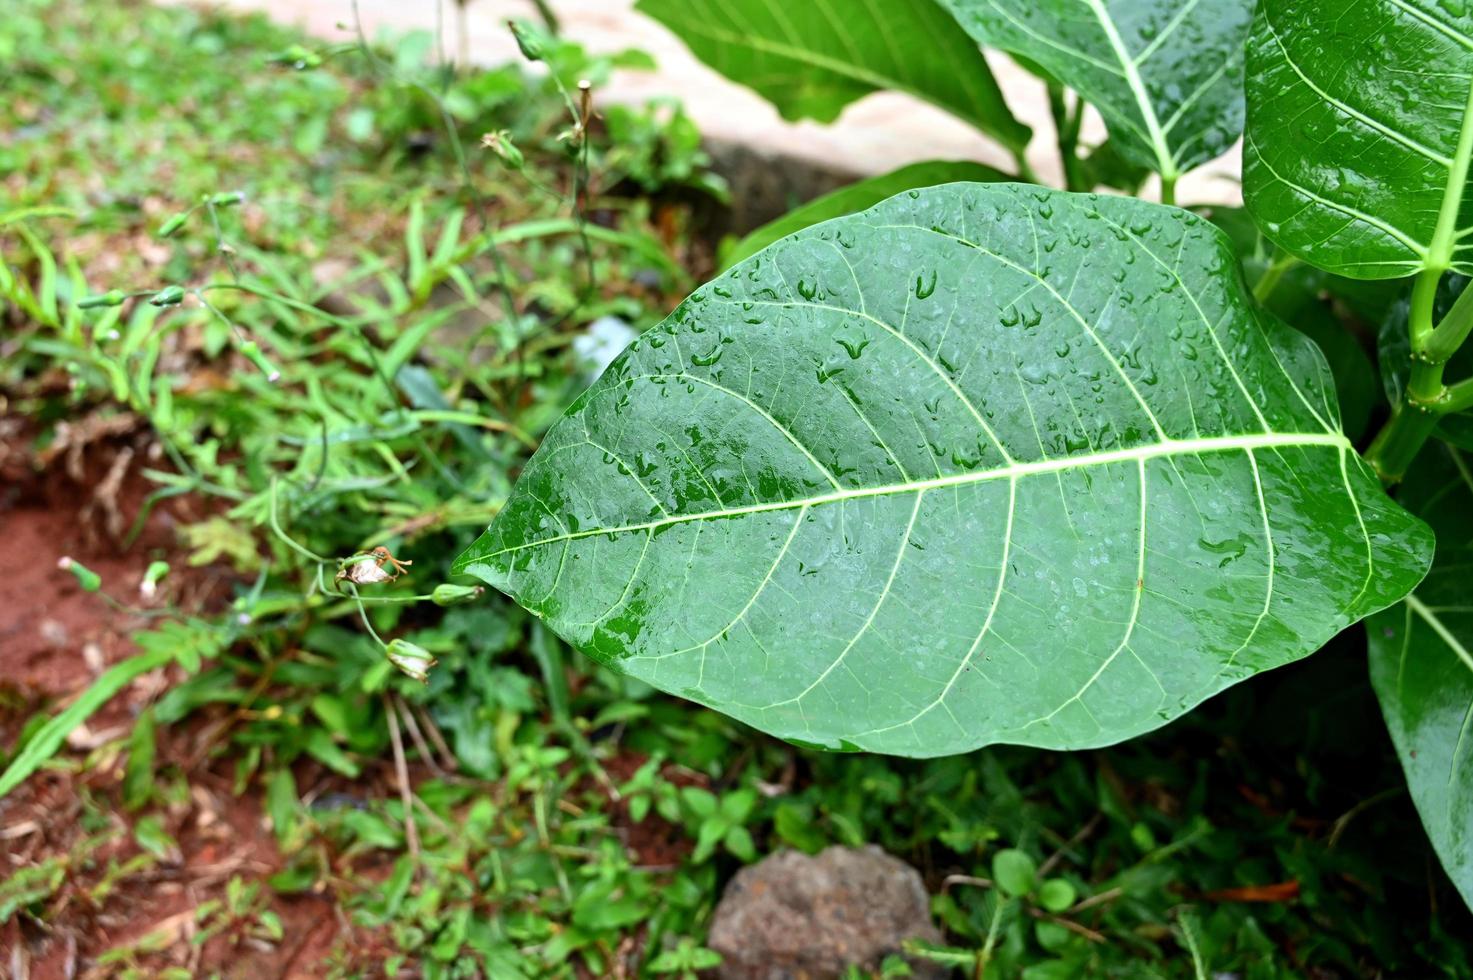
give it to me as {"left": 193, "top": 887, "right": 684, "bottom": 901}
{"left": 1205, "top": 205, "right": 1386, "bottom": 441}
{"left": 1368, "top": 444, "right": 1473, "bottom": 911}
{"left": 722, "top": 160, "right": 1008, "bottom": 268}
{"left": 457, "top": 183, "right": 1432, "bottom": 756}
{"left": 939, "top": 0, "right": 1252, "bottom": 178}
{"left": 1244, "top": 0, "right": 1473, "bottom": 279}
{"left": 635, "top": 0, "right": 1029, "bottom": 154}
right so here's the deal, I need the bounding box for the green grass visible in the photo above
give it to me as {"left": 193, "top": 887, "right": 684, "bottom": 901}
{"left": 2, "top": 1, "right": 1471, "bottom": 976}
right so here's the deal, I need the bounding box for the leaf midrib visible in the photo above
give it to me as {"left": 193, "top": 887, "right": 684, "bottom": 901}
{"left": 460, "top": 430, "right": 1350, "bottom": 564}
{"left": 1408, "top": 597, "right": 1473, "bottom": 675}
{"left": 1082, "top": 0, "right": 1178, "bottom": 177}
{"left": 1428, "top": 78, "right": 1473, "bottom": 270}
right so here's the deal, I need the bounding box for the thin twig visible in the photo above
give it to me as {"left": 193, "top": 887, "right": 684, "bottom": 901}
{"left": 943, "top": 874, "right": 994, "bottom": 892}
{"left": 414, "top": 703, "right": 460, "bottom": 773}
{"left": 393, "top": 693, "right": 448, "bottom": 779}
{"left": 1067, "top": 886, "right": 1122, "bottom": 915}
{"left": 384, "top": 695, "right": 421, "bottom": 864}
{"left": 1328, "top": 786, "right": 1404, "bottom": 849}
{"left": 1039, "top": 812, "right": 1103, "bottom": 878}
{"left": 1027, "top": 906, "right": 1106, "bottom": 944}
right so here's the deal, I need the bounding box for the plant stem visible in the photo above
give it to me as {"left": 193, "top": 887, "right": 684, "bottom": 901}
{"left": 1252, "top": 253, "right": 1300, "bottom": 304}
{"left": 1426, "top": 278, "right": 1473, "bottom": 363}
{"left": 1160, "top": 173, "right": 1177, "bottom": 207}
{"left": 1365, "top": 396, "right": 1441, "bottom": 482}
{"left": 1013, "top": 147, "right": 1039, "bottom": 186}
{"left": 1048, "top": 84, "right": 1082, "bottom": 192}
{"left": 1365, "top": 274, "right": 1451, "bottom": 482}
{"left": 978, "top": 896, "right": 1009, "bottom": 976}
{"left": 1408, "top": 268, "right": 1441, "bottom": 349}
{"left": 1444, "top": 376, "right": 1473, "bottom": 413}
{"left": 385, "top": 695, "right": 422, "bottom": 864}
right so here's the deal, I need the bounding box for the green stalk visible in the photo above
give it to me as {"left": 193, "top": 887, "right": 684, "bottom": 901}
{"left": 1160, "top": 173, "right": 1177, "bottom": 207}
{"left": 1367, "top": 82, "right": 1473, "bottom": 481}
{"left": 1048, "top": 84, "right": 1083, "bottom": 192}
{"left": 1425, "top": 276, "right": 1473, "bottom": 364}
{"left": 1444, "top": 376, "right": 1473, "bottom": 414}
{"left": 1366, "top": 279, "right": 1451, "bottom": 482}
{"left": 1252, "top": 254, "right": 1300, "bottom": 304}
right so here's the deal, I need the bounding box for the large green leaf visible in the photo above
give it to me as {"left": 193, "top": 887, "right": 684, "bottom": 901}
{"left": 722, "top": 160, "right": 1008, "bottom": 270}
{"left": 456, "top": 183, "right": 1431, "bottom": 756}
{"left": 635, "top": 0, "right": 1029, "bottom": 155}
{"left": 1204, "top": 206, "right": 1384, "bottom": 441}
{"left": 1243, "top": 0, "right": 1473, "bottom": 279}
{"left": 938, "top": 0, "right": 1253, "bottom": 178}
{"left": 1368, "top": 443, "right": 1473, "bottom": 911}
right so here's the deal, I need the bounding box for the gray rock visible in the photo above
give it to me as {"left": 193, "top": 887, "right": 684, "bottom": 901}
{"left": 707, "top": 845, "right": 945, "bottom": 980}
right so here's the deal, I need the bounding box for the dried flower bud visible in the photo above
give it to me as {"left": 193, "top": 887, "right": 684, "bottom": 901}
{"left": 158, "top": 212, "right": 190, "bottom": 238}
{"left": 267, "top": 45, "right": 322, "bottom": 70}
{"left": 508, "top": 20, "right": 544, "bottom": 62}
{"left": 480, "top": 130, "right": 524, "bottom": 171}
{"left": 149, "top": 285, "right": 186, "bottom": 307}
{"left": 140, "top": 560, "right": 170, "bottom": 599}
{"left": 386, "top": 639, "right": 437, "bottom": 684}
{"left": 341, "top": 559, "right": 393, "bottom": 585}
{"left": 432, "top": 583, "right": 484, "bottom": 607}
{"left": 58, "top": 556, "right": 101, "bottom": 592}
{"left": 240, "top": 340, "right": 282, "bottom": 383}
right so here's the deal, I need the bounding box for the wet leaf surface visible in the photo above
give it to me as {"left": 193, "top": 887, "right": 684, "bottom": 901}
{"left": 459, "top": 183, "right": 1432, "bottom": 755}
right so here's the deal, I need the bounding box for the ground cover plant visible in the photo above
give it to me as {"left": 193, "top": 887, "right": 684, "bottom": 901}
{"left": 1, "top": 0, "right": 1472, "bottom": 976}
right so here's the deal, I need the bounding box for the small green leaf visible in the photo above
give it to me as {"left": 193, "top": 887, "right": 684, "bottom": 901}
{"left": 993, "top": 848, "right": 1037, "bottom": 897}
{"left": 724, "top": 824, "right": 757, "bottom": 862}
{"left": 1038, "top": 878, "right": 1077, "bottom": 912}
{"left": 265, "top": 768, "right": 299, "bottom": 845}
{"left": 122, "top": 709, "right": 157, "bottom": 810}
{"left": 133, "top": 814, "right": 177, "bottom": 860}
{"left": 681, "top": 786, "right": 718, "bottom": 818}
{"left": 303, "top": 727, "right": 361, "bottom": 777}
{"left": 693, "top": 818, "right": 727, "bottom": 863}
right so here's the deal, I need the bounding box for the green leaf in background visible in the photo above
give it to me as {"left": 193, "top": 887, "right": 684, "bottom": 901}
{"left": 1076, "top": 137, "right": 1151, "bottom": 195}
{"left": 1243, "top": 0, "right": 1473, "bottom": 279}
{"left": 722, "top": 160, "right": 1009, "bottom": 269}
{"left": 938, "top": 0, "right": 1253, "bottom": 179}
{"left": 993, "top": 848, "right": 1037, "bottom": 896}
{"left": 635, "top": 0, "right": 1030, "bottom": 156}
{"left": 1367, "top": 443, "right": 1473, "bottom": 912}
{"left": 457, "top": 183, "right": 1432, "bottom": 756}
